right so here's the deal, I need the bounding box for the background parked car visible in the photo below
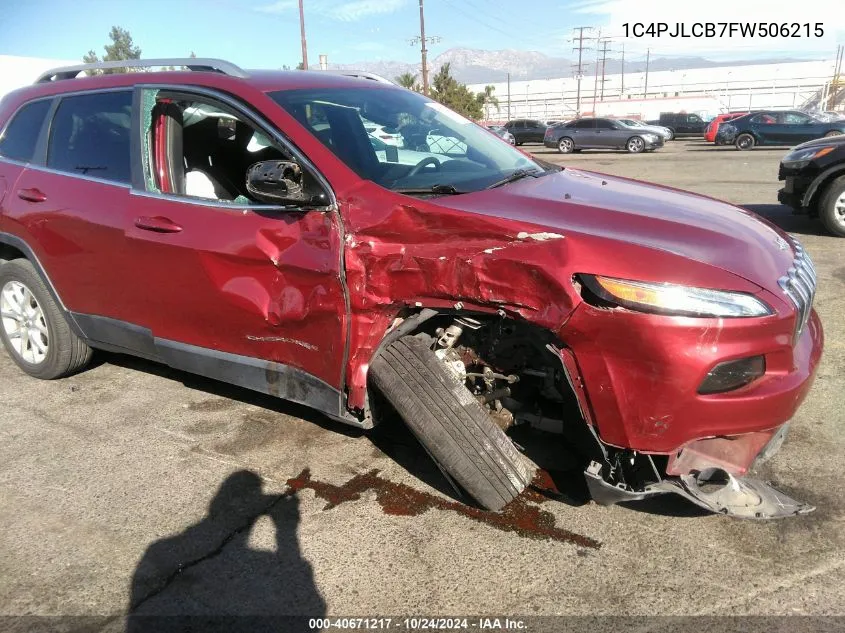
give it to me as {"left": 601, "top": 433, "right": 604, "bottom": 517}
{"left": 485, "top": 124, "right": 516, "bottom": 145}
{"left": 704, "top": 112, "right": 748, "bottom": 144}
{"left": 718, "top": 110, "right": 845, "bottom": 150}
{"left": 616, "top": 118, "right": 673, "bottom": 141}
{"left": 645, "top": 112, "right": 707, "bottom": 139}
{"left": 363, "top": 119, "right": 404, "bottom": 147}
{"left": 778, "top": 133, "right": 845, "bottom": 236}
{"left": 503, "top": 119, "right": 548, "bottom": 145}
{"left": 544, "top": 117, "right": 663, "bottom": 153}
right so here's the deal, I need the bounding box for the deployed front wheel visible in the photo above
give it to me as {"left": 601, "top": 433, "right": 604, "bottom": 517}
{"left": 0, "top": 259, "right": 92, "bottom": 379}
{"left": 370, "top": 335, "right": 534, "bottom": 511}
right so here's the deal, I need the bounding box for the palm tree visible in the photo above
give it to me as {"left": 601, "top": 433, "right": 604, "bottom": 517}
{"left": 476, "top": 85, "right": 499, "bottom": 120}
{"left": 396, "top": 72, "right": 420, "bottom": 92}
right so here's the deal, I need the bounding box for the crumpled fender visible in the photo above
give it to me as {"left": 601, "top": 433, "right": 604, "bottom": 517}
{"left": 339, "top": 182, "right": 579, "bottom": 410}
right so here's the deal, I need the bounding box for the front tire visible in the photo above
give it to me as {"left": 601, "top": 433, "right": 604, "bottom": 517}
{"left": 370, "top": 335, "right": 534, "bottom": 511}
{"left": 819, "top": 175, "right": 845, "bottom": 237}
{"left": 735, "top": 133, "right": 755, "bottom": 150}
{"left": 557, "top": 137, "right": 574, "bottom": 154}
{"left": 0, "top": 259, "right": 92, "bottom": 379}
{"left": 626, "top": 136, "right": 645, "bottom": 153}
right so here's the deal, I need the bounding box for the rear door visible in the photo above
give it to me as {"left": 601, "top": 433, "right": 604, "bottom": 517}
{"left": 571, "top": 118, "right": 597, "bottom": 147}
{"left": 0, "top": 98, "right": 54, "bottom": 233}
{"left": 526, "top": 120, "right": 546, "bottom": 142}
{"left": 2, "top": 90, "right": 134, "bottom": 320}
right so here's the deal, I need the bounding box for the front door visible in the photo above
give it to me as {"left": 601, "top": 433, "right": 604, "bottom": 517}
{"left": 124, "top": 87, "right": 347, "bottom": 394}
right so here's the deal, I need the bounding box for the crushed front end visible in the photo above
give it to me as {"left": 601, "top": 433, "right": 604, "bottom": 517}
{"left": 560, "top": 242, "right": 823, "bottom": 519}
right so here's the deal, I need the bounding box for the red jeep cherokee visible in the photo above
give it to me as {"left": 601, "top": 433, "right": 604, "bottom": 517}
{"left": 0, "top": 59, "right": 823, "bottom": 518}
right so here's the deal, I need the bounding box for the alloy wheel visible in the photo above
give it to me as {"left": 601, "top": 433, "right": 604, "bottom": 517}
{"left": 835, "top": 191, "right": 845, "bottom": 228}
{"left": 628, "top": 137, "right": 644, "bottom": 153}
{"left": 1, "top": 280, "right": 49, "bottom": 364}
{"left": 558, "top": 138, "right": 573, "bottom": 153}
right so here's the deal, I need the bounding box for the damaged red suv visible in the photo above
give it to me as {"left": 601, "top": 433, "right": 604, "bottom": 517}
{"left": 0, "top": 59, "right": 822, "bottom": 518}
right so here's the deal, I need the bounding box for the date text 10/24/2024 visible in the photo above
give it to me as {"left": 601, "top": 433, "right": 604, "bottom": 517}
{"left": 622, "top": 22, "right": 824, "bottom": 38}
{"left": 309, "top": 618, "right": 527, "bottom": 630}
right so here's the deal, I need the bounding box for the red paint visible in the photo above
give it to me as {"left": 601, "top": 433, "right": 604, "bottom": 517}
{"left": 0, "top": 71, "right": 823, "bottom": 467}
{"left": 705, "top": 112, "right": 747, "bottom": 143}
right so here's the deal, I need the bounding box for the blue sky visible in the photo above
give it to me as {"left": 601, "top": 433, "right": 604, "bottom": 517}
{"left": 0, "top": 0, "right": 840, "bottom": 69}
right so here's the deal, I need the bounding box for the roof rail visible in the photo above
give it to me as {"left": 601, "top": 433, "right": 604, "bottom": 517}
{"left": 35, "top": 58, "right": 248, "bottom": 83}
{"left": 318, "top": 70, "right": 395, "bottom": 85}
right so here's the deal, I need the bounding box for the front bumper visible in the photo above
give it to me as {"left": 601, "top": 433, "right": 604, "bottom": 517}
{"left": 778, "top": 174, "right": 814, "bottom": 212}
{"left": 560, "top": 300, "right": 823, "bottom": 460}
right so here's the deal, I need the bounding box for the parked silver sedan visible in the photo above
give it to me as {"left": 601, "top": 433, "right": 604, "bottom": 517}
{"left": 616, "top": 119, "right": 674, "bottom": 141}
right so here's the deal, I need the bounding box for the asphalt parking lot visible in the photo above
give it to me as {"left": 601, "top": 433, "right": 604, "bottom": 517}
{"left": 1, "top": 138, "right": 844, "bottom": 625}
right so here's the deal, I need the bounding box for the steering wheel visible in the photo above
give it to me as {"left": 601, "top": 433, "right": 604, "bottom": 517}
{"left": 407, "top": 156, "right": 441, "bottom": 177}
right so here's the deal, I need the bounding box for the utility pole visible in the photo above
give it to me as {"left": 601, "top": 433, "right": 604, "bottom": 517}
{"left": 298, "top": 0, "right": 308, "bottom": 70}
{"left": 598, "top": 37, "right": 611, "bottom": 101}
{"left": 592, "top": 29, "right": 601, "bottom": 114}
{"left": 409, "top": 0, "right": 439, "bottom": 96}
{"left": 507, "top": 72, "right": 511, "bottom": 121}
{"left": 571, "top": 26, "right": 593, "bottom": 115}
{"left": 620, "top": 42, "right": 625, "bottom": 95}
{"left": 644, "top": 48, "right": 650, "bottom": 98}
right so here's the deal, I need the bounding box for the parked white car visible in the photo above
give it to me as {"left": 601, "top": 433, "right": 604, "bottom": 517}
{"left": 363, "top": 119, "right": 404, "bottom": 147}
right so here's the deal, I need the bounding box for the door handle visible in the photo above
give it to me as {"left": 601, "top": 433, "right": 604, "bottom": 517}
{"left": 134, "top": 216, "right": 183, "bottom": 233}
{"left": 17, "top": 188, "right": 47, "bottom": 203}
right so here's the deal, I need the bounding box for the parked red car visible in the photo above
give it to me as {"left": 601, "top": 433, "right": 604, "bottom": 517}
{"left": 0, "top": 59, "right": 822, "bottom": 518}
{"left": 705, "top": 112, "right": 748, "bottom": 144}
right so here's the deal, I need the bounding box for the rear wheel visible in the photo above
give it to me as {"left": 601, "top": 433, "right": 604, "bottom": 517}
{"left": 0, "top": 259, "right": 92, "bottom": 379}
{"left": 557, "top": 137, "right": 574, "bottom": 154}
{"left": 819, "top": 175, "right": 845, "bottom": 238}
{"left": 735, "top": 133, "right": 755, "bottom": 150}
{"left": 370, "top": 335, "right": 534, "bottom": 511}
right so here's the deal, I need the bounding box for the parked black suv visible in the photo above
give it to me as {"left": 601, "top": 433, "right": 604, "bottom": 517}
{"left": 645, "top": 112, "right": 706, "bottom": 139}
{"left": 778, "top": 133, "right": 845, "bottom": 236}
{"left": 503, "top": 119, "right": 548, "bottom": 145}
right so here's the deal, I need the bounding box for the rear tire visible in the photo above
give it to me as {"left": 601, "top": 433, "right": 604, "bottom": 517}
{"left": 557, "top": 137, "right": 574, "bottom": 154}
{"left": 0, "top": 259, "right": 92, "bottom": 379}
{"left": 735, "top": 133, "right": 755, "bottom": 150}
{"left": 819, "top": 175, "right": 845, "bottom": 238}
{"left": 370, "top": 335, "right": 534, "bottom": 511}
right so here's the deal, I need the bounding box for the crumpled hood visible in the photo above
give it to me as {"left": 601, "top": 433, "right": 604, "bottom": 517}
{"left": 440, "top": 168, "right": 794, "bottom": 290}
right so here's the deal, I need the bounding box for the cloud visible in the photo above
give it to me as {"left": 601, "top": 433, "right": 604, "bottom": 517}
{"left": 329, "top": 0, "right": 408, "bottom": 22}
{"left": 571, "top": 0, "right": 839, "bottom": 57}
{"left": 255, "top": 0, "right": 298, "bottom": 14}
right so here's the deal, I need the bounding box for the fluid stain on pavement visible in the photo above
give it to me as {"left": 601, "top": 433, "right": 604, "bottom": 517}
{"left": 286, "top": 468, "right": 600, "bottom": 549}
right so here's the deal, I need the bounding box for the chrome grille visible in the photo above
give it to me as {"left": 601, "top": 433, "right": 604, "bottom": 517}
{"left": 778, "top": 238, "right": 816, "bottom": 341}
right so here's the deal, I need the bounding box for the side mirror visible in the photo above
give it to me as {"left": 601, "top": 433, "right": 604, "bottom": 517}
{"left": 246, "top": 160, "right": 312, "bottom": 205}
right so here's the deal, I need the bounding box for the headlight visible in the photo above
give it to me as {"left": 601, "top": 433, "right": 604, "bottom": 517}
{"left": 781, "top": 145, "right": 835, "bottom": 168}
{"left": 580, "top": 275, "right": 773, "bottom": 318}
{"left": 643, "top": 133, "right": 658, "bottom": 141}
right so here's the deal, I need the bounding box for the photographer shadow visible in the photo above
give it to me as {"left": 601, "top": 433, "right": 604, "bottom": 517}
{"left": 127, "top": 470, "right": 325, "bottom": 633}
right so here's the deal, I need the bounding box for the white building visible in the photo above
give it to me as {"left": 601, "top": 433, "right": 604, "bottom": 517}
{"left": 470, "top": 59, "right": 839, "bottom": 123}
{"left": 0, "top": 56, "right": 79, "bottom": 102}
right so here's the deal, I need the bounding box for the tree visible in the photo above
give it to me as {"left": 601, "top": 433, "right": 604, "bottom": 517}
{"left": 83, "top": 26, "right": 141, "bottom": 74}
{"left": 429, "top": 63, "right": 483, "bottom": 120}
{"left": 395, "top": 72, "right": 421, "bottom": 92}
{"left": 476, "top": 85, "right": 499, "bottom": 119}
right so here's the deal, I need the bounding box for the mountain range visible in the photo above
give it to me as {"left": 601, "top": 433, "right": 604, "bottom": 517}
{"left": 327, "top": 47, "right": 810, "bottom": 84}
